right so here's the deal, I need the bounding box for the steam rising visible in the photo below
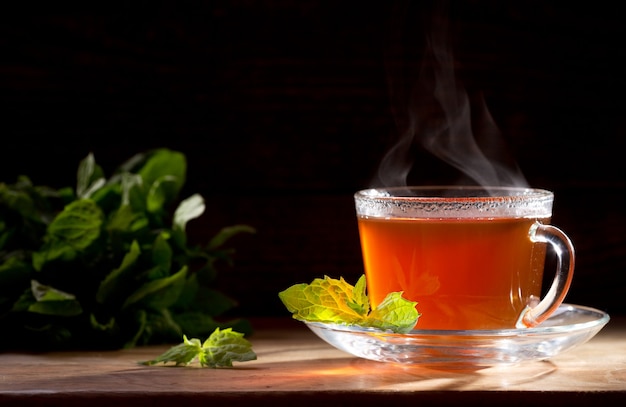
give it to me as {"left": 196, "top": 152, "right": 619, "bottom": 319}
{"left": 375, "top": 0, "right": 527, "bottom": 188}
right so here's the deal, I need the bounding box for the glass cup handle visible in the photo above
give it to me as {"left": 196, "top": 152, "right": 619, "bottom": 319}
{"left": 516, "top": 222, "right": 576, "bottom": 328}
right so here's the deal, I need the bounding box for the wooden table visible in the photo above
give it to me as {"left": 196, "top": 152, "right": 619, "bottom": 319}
{"left": 1, "top": 317, "right": 625, "bottom": 406}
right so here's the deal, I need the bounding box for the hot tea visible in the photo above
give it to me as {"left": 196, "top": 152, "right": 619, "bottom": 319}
{"left": 358, "top": 216, "right": 549, "bottom": 330}
{"left": 354, "top": 186, "right": 574, "bottom": 330}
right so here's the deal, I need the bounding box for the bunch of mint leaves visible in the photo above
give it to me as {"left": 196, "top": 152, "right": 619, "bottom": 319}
{"left": 279, "top": 275, "right": 420, "bottom": 334}
{"left": 0, "top": 148, "right": 254, "bottom": 351}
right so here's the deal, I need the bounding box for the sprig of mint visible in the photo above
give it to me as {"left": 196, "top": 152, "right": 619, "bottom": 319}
{"left": 0, "top": 148, "right": 255, "bottom": 350}
{"left": 140, "top": 327, "right": 257, "bottom": 368}
{"left": 278, "top": 275, "right": 420, "bottom": 334}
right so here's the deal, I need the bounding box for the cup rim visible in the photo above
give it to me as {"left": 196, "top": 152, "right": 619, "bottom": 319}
{"left": 354, "top": 186, "right": 554, "bottom": 218}
{"left": 355, "top": 185, "right": 553, "bottom": 201}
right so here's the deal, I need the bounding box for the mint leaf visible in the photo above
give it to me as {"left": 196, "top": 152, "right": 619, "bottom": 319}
{"left": 199, "top": 327, "right": 257, "bottom": 368}
{"left": 279, "top": 276, "right": 366, "bottom": 325}
{"left": 106, "top": 204, "right": 149, "bottom": 234}
{"left": 173, "top": 194, "right": 205, "bottom": 233}
{"left": 32, "top": 199, "right": 103, "bottom": 270}
{"left": 367, "top": 291, "right": 420, "bottom": 333}
{"left": 138, "top": 149, "right": 186, "bottom": 213}
{"left": 31, "top": 279, "right": 75, "bottom": 302}
{"left": 96, "top": 240, "right": 141, "bottom": 304}
{"left": 28, "top": 280, "right": 82, "bottom": 316}
{"left": 122, "top": 266, "right": 188, "bottom": 309}
{"left": 171, "top": 193, "right": 205, "bottom": 249}
{"left": 207, "top": 225, "right": 256, "bottom": 250}
{"left": 76, "top": 152, "right": 106, "bottom": 199}
{"left": 347, "top": 274, "right": 369, "bottom": 315}
{"left": 140, "top": 335, "right": 202, "bottom": 366}
{"left": 140, "top": 328, "right": 256, "bottom": 368}
{"left": 46, "top": 199, "right": 103, "bottom": 249}
{"left": 279, "top": 275, "right": 420, "bottom": 334}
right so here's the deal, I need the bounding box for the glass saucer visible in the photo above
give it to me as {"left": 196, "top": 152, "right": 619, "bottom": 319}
{"left": 305, "top": 304, "right": 609, "bottom": 367}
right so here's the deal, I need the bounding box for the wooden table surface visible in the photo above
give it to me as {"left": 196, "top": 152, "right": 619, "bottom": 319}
{"left": 1, "top": 316, "right": 625, "bottom": 406}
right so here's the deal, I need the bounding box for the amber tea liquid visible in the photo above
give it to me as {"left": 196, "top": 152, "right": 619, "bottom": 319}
{"left": 358, "top": 216, "right": 549, "bottom": 330}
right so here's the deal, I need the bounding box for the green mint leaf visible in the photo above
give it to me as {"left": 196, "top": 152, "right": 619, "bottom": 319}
{"left": 0, "top": 257, "right": 31, "bottom": 290}
{"left": 31, "top": 280, "right": 75, "bottom": 302}
{"left": 32, "top": 199, "right": 103, "bottom": 270}
{"left": 199, "top": 327, "right": 257, "bottom": 368}
{"left": 279, "top": 275, "right": 420, "bottom": 333}
{"left": 146, "top": 175, "right": 178, "bottom": 213}
{"left": 115, "top": 172, "right": 143, "bottom": 208}
{"left": 365, "top": 291, "right": 420, "bottom": 334}
{"left": 90, "top": 313, "right": 115, "bottom": 332}
{"left": 0, "top": 179, "right": 40, "bottom": 223}
{"left": 96, "top": 239, "right": 141, "bottom": 304}
{"left": 171, "top": 194, "right": 205, "bottom": 249}
{"left": 173, "top": 193, "right": 205, "bottom": 233}
{"left": 140, "top": 335, "right": 202, "bottom": 366}
{"left": 347, "top": 274, "right": 370, "bottom": 315}
{"left": 279, "top": 275, "right": 366, "bottom": 325}
{"left": 28, "top": 280, "right": 83, "bottom": 316}
{"left": 32, "top": 240, "right": 76, "bottom": 271}
{"left": 28, "top": 298, "right": 83, "bottom": 316}
{"left": 76, "top": 152, "right": 95, "bottom": 197}
{"left": 106, "top": 202, "right": 149, "bottom": 234}
{"left": 138, "top": 149, "right": 186, "bottom": 212}
{"left": 46, "top": 198, "right": 103, "bottom": 248}
{"left": 151, "top": 231, "right": 173, "bottom": 271}
{"left": 139, "top": 328, "right": 256, "bottom": 368}
{"left": 76, "top": 152, "right": 105, "bottom": 198}
{"left": 122, "top": 266, "right": 188, "bottom": 309}
{"left": 207, "top": 224, "right": 256, "bottom": 250}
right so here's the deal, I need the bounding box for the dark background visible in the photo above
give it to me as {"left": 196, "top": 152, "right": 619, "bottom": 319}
{"left": 1, "top": 1, "right": 624, "bottom": 319}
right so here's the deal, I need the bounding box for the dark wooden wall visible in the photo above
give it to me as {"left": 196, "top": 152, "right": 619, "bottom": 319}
{"left": 1, "top": 1, "right": 624, "bottom": 319}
